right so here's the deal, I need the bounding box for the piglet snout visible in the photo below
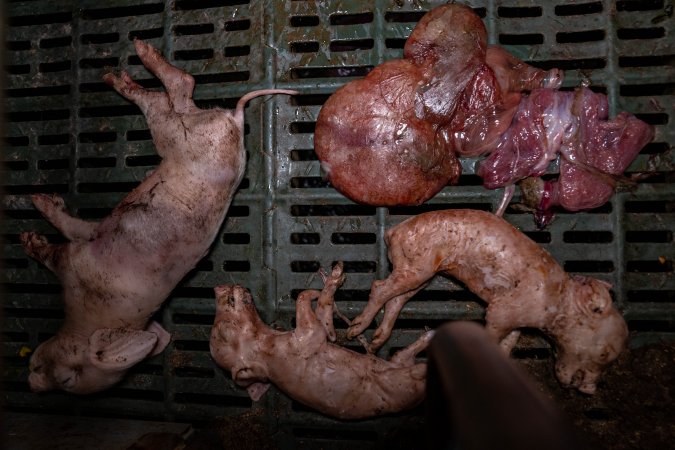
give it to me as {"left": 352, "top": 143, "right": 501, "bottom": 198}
{"left": 214, "top": 285, "right": 232, "bottom": 298}
{"left": 28, "top": 371, "right": 51, "bottom": 393}
{"left": 556, "top": 360, "right": 599, "bottom": 395}
{"left": 570, "top": 369, "right": 598, "bottom": 395}
{"left": 214, "top": 285, "right": 236, "bottom": 311}
{"left": 214, "top": 285, "right": 254, "bottom": 311}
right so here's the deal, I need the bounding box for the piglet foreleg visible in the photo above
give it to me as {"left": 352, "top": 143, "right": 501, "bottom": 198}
{"left": 30, "top": 194, "right": 99, "bottom": 241}
{"left": 315, "top": 263, "right": 374, "bottom": 351}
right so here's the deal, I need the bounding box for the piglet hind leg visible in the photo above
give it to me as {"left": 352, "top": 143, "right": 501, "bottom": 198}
{"left": 294, "top": 290, "right": 324, "bottom": 340}
{"left": 316, "top": 262, "right": 346, "bottom": 342}
{"left": 102, "top": 40, "right": 195, "bottom": 160}
{"left": 104, "top": 40, "right": 297, "bottom": 160}
{"left": 347, "top": 269, "right": 432, "bottom": 341}
{"left": 368, "top": 285, "right": 427, "bottom": 352}
{"left": 130, "top": 39, "right": 197, "bottom": 114}
{"left": 485, "top": 303, "right": 522, "bottom": 354}
{"left": 103, "top": 40, "right": 195, "bottom": 117}
{"left": 103, "top": 57, "right": 168, "bottom": 120}
{"left": 389, "top": 330, "right": 435, "bottom": 367}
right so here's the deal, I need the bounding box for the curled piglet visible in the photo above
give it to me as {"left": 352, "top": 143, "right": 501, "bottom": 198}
{"left": 21, "top": 39, "right": 296, "bottom": 394}
{"left": 347, "top": 209, "right": 628, "bottom": 394}
{"left": 210, "top": 263, "right": 433, "bottom": 419}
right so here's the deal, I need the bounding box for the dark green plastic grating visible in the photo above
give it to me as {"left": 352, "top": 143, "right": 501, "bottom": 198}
{"left": 3, "top": 0, "right": 674, "bottom": 446}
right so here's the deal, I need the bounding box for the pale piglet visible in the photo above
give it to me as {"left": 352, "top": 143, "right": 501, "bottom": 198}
{"left": 210, "top": 263, "right": 433, "bottom": 419}
{"left": 21, "top": 39, "right": 296, "bottom": 394}
{"left": 347, "top": 209, "right": 628, "bottom": 394}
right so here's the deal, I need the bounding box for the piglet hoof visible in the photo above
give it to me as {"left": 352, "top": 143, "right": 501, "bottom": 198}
{"left": 346, "top": 322, "right": 364, "bottom": 340}
{"left": 20, "top": 232, "right": 55, "bottom": 266}
{"left": 368, "top": 329, "right": 388, "bottom": 353}
{"left": 131, "top": 39, "right": 196, "bottom": 114}
{"left": 20, "top": 231, "right": 49, "bottom": 251}
{"left": 103, "top": 70, "right": 136, "bottom": 95}
{"left": 319, "top": 262, "right": 346, "bottom": 287}
{"left": 133, "top": 38, "right": 151, "bottom": 58}
{"left": 578, "top": 383, "right": 597, "bottom": 395}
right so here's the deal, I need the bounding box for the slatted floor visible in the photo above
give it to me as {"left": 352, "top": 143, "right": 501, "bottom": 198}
{"left": 3, "top": 0, "right": 674, "bottom": 447}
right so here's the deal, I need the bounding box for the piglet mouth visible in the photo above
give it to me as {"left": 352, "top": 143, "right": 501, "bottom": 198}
{"left": 556, "top": 364, "right": 581, "bottom": 388}
{"left": 231, "top": 368, "right": 254, "bottom": 387}
{"left": 570, "top": 369, "right": 585, "bottom": 387}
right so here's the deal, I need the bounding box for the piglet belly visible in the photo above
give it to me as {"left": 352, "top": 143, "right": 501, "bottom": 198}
{"left": 272, "top": 349, "right": 422, "bottom": 419}
{"left": 82, "top": 192, "right": 228, "bottom": 316}
{"left": 96, "top": 179, "right": 227, "bottom": 267}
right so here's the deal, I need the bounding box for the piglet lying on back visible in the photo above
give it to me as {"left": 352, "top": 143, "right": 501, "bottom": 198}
{"left": 21, "top": 39, "right": 296, "bottom": 394}
{"left": 347, "top": 209, "right": 628, "bottom": 394}
{"left": 210, "top": 263, "right": 433, "bottom": 419}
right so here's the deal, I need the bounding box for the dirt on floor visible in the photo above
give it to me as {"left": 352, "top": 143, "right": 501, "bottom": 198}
{"left": 180, "top": 342, "right": 674, "bottom": 450}
{"left": 517, "top": 341, "right": 675, "bottom": 450}
{"left": 183, "top": 409, "right": 279, "bottom": 450}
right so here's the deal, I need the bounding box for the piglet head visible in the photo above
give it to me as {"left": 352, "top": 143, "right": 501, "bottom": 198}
{"left": 29, "top": 326, "right": 167, "bottom": 394}
{"left": 554, "top": 276, "right": 628, "bottom": 394}
{"left": 210, "top": 285, "right": 271, "bottom": 401}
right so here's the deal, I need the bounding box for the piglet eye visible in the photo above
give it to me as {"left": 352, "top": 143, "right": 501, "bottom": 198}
{"left": 31, "top": 364, "right": 43, "bottom": 373}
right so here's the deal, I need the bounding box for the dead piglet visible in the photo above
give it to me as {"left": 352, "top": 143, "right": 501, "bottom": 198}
{"left": 22, "top": 39, "right": 296, "bottom": 394}
{"left": 210, "top": 263, "right": 433, "bottom": 420}
{"left": 346, "top": 209, "right": 628, "bottom": 394}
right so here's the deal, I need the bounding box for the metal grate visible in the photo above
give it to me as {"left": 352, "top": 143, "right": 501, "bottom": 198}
{"left": 3, "top": 0, "right": 674, "bottom": 446}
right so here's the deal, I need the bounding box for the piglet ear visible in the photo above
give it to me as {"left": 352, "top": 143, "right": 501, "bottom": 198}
{"left": 573, "top": 275, "right": 612, "bottom": 315}
{"left": 593, "top": 278, "right": 613, "bottom": 290}
{"left": 146, "top": 320, "right": 171, "bottom": 356}
{"left": 588, "top": 278, "right": 613, "bottom": 315}
{"left": 589, "top": 292, "right": 611, "bottom": 315}
{"left": 88, "top": 328, "right": 158, "bottom": 371}
{"left": 246, "top": 382, "right": 271, "bottom": 402}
